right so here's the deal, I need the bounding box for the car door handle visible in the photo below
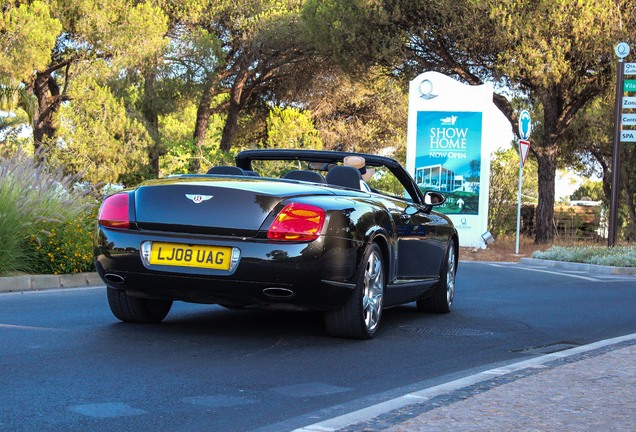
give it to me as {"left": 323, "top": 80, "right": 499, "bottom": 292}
{"left": 400, "top": 214, "right": 411, "bottom": 221}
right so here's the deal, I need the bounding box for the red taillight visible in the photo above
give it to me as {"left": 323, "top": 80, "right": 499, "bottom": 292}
{"left": 98, "top": 193, "right": 130, "bottom": 229}
{"left": 267, "top": 203, "right": 325, "bottom": 241}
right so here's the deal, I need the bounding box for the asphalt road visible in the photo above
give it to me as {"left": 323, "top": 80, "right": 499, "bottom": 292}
{"left": 1, "top": 261, "right": 635, "bottom": 431}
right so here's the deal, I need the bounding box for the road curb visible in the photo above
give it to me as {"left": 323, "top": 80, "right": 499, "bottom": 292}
{"left": 520, "top": 258, "right": 636, "bottom": 275}
{"left": 0, "top": 272, "right": 102, "bottom": 293}
{"left": 294, "top": 333, "right": 636, "bottom": 432}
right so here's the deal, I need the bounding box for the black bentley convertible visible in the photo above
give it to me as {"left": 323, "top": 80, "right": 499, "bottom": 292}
{"left": 95, "top": 149, "right": 458, "bottom": 339}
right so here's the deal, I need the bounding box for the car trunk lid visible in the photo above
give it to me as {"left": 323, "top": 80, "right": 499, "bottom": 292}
{"left": 133, "top": 177, "right": 332, "bottom": 237}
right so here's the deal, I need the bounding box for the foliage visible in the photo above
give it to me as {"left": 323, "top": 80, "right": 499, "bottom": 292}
{"left": 156, "top": 101, "right": 225, "bottom": 175}
{"left": 159, "top": 104, "right": 201, "bottom": 150}
{"left": 265, "top": 106, "right": 322, "bottom": 149}
{"left": 302, "top": 0, "right": 381, "bottom": 72}
{"left": 368, "top": 166, "right": 405, "bottom": 198}
{"left": 157, "top": 101, "right": 244, "bottom": 176}
{"left": 0, "top": 0, "right": 169, "bottom": 175}
{"left": 0, "top": 1, "right": 62, "bottom": 82}
{"left": 67, "top": 1, "right": 169, "bottom": 71}
{"left": 303, "top": 0, "right": 632, "bottom": 244}
{"left": 27, "top": 206, "right": 97, "bottom": 274}
{"left": 491, "top": 1, "right": 622, "bottom": 87}
{"left": 249, "top": 158, "right": 303, "bottom": 179}
{"left": 178, "top": 0, "right": 321, "bottom": 151}
{"left": 480, "top": 0, "right": 625, "bottom": 243}
{"left": 571, "top": 180, "right": 604, "bottom": 202}
{"left": 488, "top": 147, "right": 538, "bottom": 236}
{"left": 564, "top": 86, "right": 636, "bottom": 241}
{"left": 0, "top": 85, "right": 37, "bottom": 128}
{"left": 160, "top": 142, "right": 197, "bottom": 176}
{"left": 0, "top": 129, "right": 32, "bottom": 158}
{"left": 200, "top": 147, "right": 242, "bottom": 173}
{"left": 308, "top": 69, "right": 408, "bottom": 155}
{"left": 1, "top": 0, "right": 411, "bottom": 185}
{"left": 533, "top": 246, "right": 636, "bottom": 268}
{"left": 0, "top": 150, "right": 91, "bottom": 275}
{"left": 52, "top": 64, "right": 153, "bottom": 185}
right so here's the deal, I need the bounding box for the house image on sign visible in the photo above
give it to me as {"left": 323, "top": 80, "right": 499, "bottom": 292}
{"left": 415, "top": 164, "right": 465, "bottom": 191}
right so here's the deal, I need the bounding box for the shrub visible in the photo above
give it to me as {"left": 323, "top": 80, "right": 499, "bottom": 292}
{"left": 533, "top": 246, "right": 636, "bottom": 267}
{"left": 27, "top": 206, "right": 97, "bottom": 274}
{"left": 0, "top": 150, "right": 92, "bottom": 275}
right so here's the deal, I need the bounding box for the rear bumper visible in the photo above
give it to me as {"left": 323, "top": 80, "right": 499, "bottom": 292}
{"left": 95, "top": 227, "right": 361, "bottom": 310}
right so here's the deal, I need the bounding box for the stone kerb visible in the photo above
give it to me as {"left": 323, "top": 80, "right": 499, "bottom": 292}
{"left": 0, "top": 272, "right": 102, "bottom": 293}
{"left": 520, "top": 258, "right": 636, "bottom": 275}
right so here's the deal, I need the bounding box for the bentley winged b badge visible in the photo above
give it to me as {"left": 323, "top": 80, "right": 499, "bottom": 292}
{"left": 185, "top": 194, "right": 213, "bottom": 204}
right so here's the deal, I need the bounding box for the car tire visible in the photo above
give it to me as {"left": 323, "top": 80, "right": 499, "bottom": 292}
{"left": 417, "top": 240, "right": 456, "bottom": 313}
{"left": 107, "top": 287, "right": 172, "bottom": 323}
{"left": 324, "top": 243, "right": 385, "bottom": 339}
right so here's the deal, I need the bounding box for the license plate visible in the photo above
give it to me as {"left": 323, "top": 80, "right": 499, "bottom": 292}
{"left": 149, "top": 242, "right": 232, "bottom": 270}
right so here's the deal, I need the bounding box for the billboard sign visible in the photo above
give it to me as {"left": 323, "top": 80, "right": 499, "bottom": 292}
{"left": 407, "top": 72, "right": 512, "bottom": 248}
{"left": 414, "top": 111, "right": 483, "bottom": 215}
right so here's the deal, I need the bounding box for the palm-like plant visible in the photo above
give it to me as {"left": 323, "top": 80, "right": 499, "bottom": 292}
{"left": 0, "top": 84, "right": 37, "bottom": 133}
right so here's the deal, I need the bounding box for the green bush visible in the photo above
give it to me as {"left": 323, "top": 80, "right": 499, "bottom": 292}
{"left": 27, "top": 206, "right": 97, "bottom": 274}
{"left": 0, "top": 151, "right": 92, "bottom": 275}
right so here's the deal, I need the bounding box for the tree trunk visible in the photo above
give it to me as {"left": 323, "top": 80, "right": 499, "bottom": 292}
{"left": 534, "top": 91, "right": 560, "bottom": 244}
{"left": 142, "top": 68, "right": 161, "bottom": 177}
{"left": 219, "top": 67, "right": 250, "bottom": 152}
{"left": 534, "top": 149, "right": 557, "bottom": 243}
{"left": 193, "top": 83, "right": 216, "bottom": 148}
{"left": 192, "top": 81, "right": 219, "bottom": 172}
{"left": 32, "top": 71, "right": 61, "bottom": 153}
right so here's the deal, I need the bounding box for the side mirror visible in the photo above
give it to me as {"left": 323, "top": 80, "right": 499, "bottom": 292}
{"left": 424, "top": 191, "right": 446, "bottom": 206}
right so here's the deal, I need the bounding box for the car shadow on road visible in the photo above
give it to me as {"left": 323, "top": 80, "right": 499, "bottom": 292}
{"left": 104, "top": 302, "right": 452, "bottom": 339}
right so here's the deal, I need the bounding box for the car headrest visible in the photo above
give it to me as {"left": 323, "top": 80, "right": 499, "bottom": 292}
{"left": 283, "top": 170, "right": 327, "bottom": 184}
{"left": 206, "top": 166, "right": 246, "bottom": 176}
{"left": 326, "top": 166, "right": 363, "bottom": 190}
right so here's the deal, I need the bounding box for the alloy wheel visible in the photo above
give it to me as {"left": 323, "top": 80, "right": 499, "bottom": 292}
{"left": 362, "top": 250, "right": 384, "bottom": 332}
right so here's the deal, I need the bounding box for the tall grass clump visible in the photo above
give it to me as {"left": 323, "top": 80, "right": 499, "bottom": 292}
{"left": 0, "top": 151, "right": 93, "bottom": 275}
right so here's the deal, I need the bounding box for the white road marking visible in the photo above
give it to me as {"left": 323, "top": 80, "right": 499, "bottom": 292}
{"left": 0, "top": 286, "right": 103, "bottom": 296}
{"left": 0, "top": 323, "right": 61, "bottom": 331}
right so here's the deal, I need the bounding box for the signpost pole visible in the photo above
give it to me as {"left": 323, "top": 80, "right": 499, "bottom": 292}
{"left": 515, "top": 111, "right": 531, "bottom": 255}
{"left": 515, "top": 155, "right": 523, "bottom": 254}
{"left": 609, "top": 43, "right": 629, "bottom": 246}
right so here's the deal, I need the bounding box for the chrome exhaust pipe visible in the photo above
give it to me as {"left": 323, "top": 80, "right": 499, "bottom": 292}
{"left": 262, "top": 287, "right": 295, "bottom": 300}
{"left": 104, "top": 273, "right": 125, "bottom": 285}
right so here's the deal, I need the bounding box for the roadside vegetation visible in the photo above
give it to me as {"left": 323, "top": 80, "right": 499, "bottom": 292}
{"left": 533, "top": 246, "right": 636, "bottom": 268}
{"left": 0, "top": 151, "right": 95, "bottom": 275}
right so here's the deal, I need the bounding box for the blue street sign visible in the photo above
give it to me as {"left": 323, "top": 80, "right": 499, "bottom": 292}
{"left": 518, "top": 110, "right": 531, "bottom": 140}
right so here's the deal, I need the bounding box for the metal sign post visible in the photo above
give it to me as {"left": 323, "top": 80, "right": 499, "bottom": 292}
{"left": 609, "top": 43, "right": 630, "bottom": 246}
{"left": 515, "top": 110, "right": 531, "bottom": 255}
